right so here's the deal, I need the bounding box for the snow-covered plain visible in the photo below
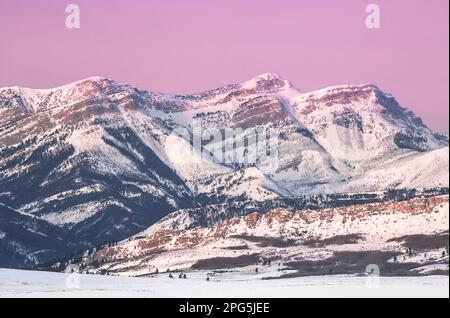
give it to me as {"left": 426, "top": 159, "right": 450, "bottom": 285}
{"left": 0, "top": 269, "right": 448, "bottom": 298}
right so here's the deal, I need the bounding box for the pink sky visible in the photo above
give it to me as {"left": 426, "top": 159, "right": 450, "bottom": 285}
{"left": 0, "top": 0, "right": 448, "bottom": 132}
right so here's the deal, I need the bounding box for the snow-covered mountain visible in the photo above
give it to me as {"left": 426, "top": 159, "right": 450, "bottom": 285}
{"left": 84, "top": 195, "right": 449, "bottom": 276}
{"left": 0, "top": 74, "right": 448, "bottom": 268}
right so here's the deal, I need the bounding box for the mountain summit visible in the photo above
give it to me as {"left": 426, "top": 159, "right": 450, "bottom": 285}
{"left": 240, "top": 72, "right": 293, "bottom": 92}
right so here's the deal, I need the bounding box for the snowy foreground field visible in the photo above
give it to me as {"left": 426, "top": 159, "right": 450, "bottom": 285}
{"left": 0, "top": 269, "right": 448, "bottom": 298}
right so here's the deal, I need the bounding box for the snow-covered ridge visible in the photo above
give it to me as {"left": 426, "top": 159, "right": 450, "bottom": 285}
{"left": 84, "top": 195, "right": 449, "bottom": 275}
{"left": 0, "top": 74, "right": 392, "bottom": 114}
{"left": 299, "top": 83, "right": 379, "bottom": 99}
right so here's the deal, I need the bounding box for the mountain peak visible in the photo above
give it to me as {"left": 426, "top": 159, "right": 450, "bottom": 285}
{"left": 253, "top": 72, "right": 282, "bottom": 81}
{"left": 61, "top": 76, "right": 117, "bottom": 90}
{"left": 0, "top": 76, "right": 126, "bottom": 114}
{"left": 240, "top": 72, "right": 293, "bottom": 92}
{"left": 82, "top": 75, "right": 109, "bottom": 82}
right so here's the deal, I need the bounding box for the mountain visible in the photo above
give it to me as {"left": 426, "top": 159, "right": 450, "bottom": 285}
{"left": 0, "top": 77, "right": 198, "bottom": 267}
{"left": 0, "top": 73, "right": 448, "bottom": 268}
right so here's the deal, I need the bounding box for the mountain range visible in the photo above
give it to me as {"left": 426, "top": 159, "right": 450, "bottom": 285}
{"left": 0, "top": 73, "right": 448, "bottom": 269}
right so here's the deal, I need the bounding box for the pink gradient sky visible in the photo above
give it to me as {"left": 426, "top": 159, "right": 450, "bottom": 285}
{"left": 0, "top": 0, "right": 448, "bottom": 131}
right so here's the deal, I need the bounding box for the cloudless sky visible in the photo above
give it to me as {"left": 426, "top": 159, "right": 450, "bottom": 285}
{"left": 0, "top": 0, "right": 448, "bottom": 131}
